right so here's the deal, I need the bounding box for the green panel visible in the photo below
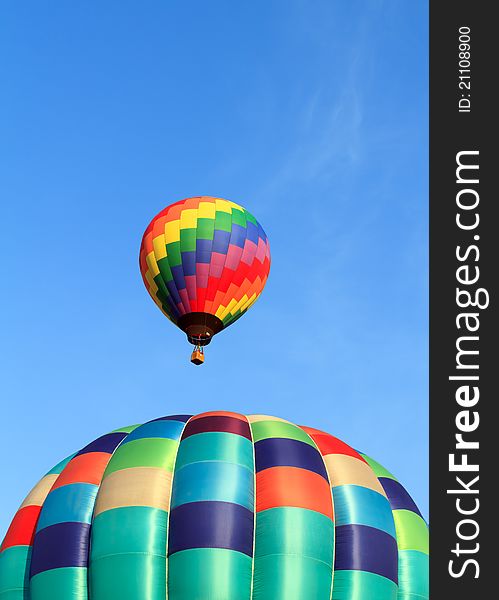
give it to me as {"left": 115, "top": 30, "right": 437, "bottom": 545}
{"left": 252, "top": 554, "right": 332, "bottom": 600}
{"left": 0, "top": 546, "right": 30, "bottom": 598}
{"left": 179, "top": 228, "right": 196, "bottom": 252}
{"left": 393, "top": 510, "right": 429, "bottom": 554}
{"left": 331, "top": 570, "right": 398, "bottom": 600}
{"left": 91, "top": 507, "right": 168, "bottom": 560}
{"left": 166, "top": 242, "right": 181, "bottom": 267}
{"left": 214, "top": 211, "right": 232, "bottom": 232}
{"left": 104, "top": 438, "right": 178, "bottom": 475}
{"left": 196, "top": 218, "right": 215, "bottom": 240}
{"left": 174, "top": 432, "right": 254, "bottom": 471}
{"left": 111, "top": 424, "right": 140, "bottom": 434}
{"left": 30, "top": 567, "right": 88, "bottom": 600}
{"left": 251, "top": 421, "right": 316, "bottom": 447}
{"left": 90, "top": 554, "right": 165, "bottom": 600}
{"left": 398, "top": 550, "right": 429, "bottom": 600}
{"left": 167, "top": 548, "right": 252, "bottom": 600}
{"left": 157, "top": 257, "right": 174, "bottom": 283}
{"left": 360, "top": 454, "right": 398, "bottom": 481}
{"left": 255, "top": 507, "right": 334, "bottom": 566}
{"left": 244, "top": 210, "right": 258, "bottom": 226}
{"left": 231, "top": 208, "right": 247, "bottom": 227}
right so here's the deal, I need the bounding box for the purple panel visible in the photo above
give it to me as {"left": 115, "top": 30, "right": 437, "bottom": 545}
{"left": 379, "top": 478, "right": 423, "bottom": 518}
{"left": 230, "top": 224, "right": 247, "bottom": 249}
{"left": 30, "top": 522, "right": 91, "bottom": 577}
{"left": 182, "top": 416, "right": 251, "bottom": 441}
{"left": 245, "top": 221, "right": 259, "bottom": 244}
{"left": 76, "top": 432, "right": 127, "bottom": 456}
{"left": 166, "top": 279, "right": 182, "bottom": 305}
{"left": 334, "top": 524, "right": 398, "bottom": 583}
{"left": 212, "top": 229, "right": 231, "bottom": 254}
{"left": 255, "top": 438, "right": 329, "bottom": 481}
{"left": 168, "top": 501, "right": 253, "bottom": 556}
{"left": 181, "top": 251, "right": 196, "bottom": 276}
{"left": 171, "top": 265, "right": 186, "bottom": 292}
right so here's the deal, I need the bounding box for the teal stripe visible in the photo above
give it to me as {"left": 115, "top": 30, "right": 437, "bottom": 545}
{"left": 121, "top": 420, "right": 185, "bottom": 444}
{"left": 171, "top": 462, "right": 253, "bottom": 510}
{"left": 333, "top": 485, "right": 396, "bottom": 537}
{"left": 174, "top": 432, "right": 254, "bottom": 471}
{"left": 332, "top": 570, "right": 398, "bottom": 600}
{"left": 0, "top": 546, "right": 30, "bottom": 598}
{"left": 91, "top": 507, "right": 168, "bottom": 560}
{"left": 255, "top": 507, "right": 334, "bottom": 566}
{"left": 36, "top": 484, "right": 98, "bottom": 531}
{"left": 253, "top": 554, "right": 333, "bottom": 600}
{"left": 168, "top": 548, "right": 251, "bottom": 600}
{"left": 398, "top": 550, "right": 429, "bottom": 600}
{"left": 30, "top": 567, "right": 88, "bottom": 600}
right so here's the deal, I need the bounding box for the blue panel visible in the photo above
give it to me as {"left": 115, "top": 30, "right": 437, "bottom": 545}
{"left": 122, "top": 420, "right": 185, "bottom": 444}
{"left": 30, "top": 522, "right": 91, "bottom": 577}
{"left": 255, "top": 437, "right": 328, "bottom": 481}
{"left": 76, "top": 433, "right": 127, "bottom": 456}
{"left": 333, "top": 485, "right": 396, "bottom": 536}
{"left": 168, "top": 501, "right": 253, "bottom": 556}
{"left": 36, "top": 484, "right": 98, "bottom": 531}
{"left": 171, "top": 462, "right": 253, "bottom": 510}
{"left": 212, "top": 230, "right": 230, "bottom": 254}
{"left": 230, "top": 224, "right": 247, "bottom": 248}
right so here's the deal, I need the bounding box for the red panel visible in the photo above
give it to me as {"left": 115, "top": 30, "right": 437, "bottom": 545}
{"left": 0, "top": 505, "right": 41, "bottom": 551}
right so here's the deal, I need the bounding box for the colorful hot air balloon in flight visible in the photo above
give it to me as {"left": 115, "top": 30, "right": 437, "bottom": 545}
{"left": 0, "top": 412, "right": 429, "bottom": 600}
{"left": 139, "top": 197, "right": 271, "bottom": 364}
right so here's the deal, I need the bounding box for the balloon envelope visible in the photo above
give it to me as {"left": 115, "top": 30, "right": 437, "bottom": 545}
{"left": 1, "top": 412, "right": 428, "bottom": 600}
{"left": 140, "top": 197, "right": 271, "bottom": 346}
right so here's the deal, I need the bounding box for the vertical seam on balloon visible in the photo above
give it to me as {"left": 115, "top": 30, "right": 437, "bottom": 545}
{"left": 86, "top": 425, "right": 135, "bottom": 586}
{"left": 165, "top": 415, "right": 194, "bottom": 599}
{"left": 298, "top": 426, "right": 336, "bottom": 600}
{"left": 246, "top": 414, "right": 257, "bottom": 600}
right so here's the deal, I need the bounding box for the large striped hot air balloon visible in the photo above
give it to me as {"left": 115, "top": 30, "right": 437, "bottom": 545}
{"left": 0, "top": 412, "right": 428, "bottom": 600}
{"left": 139, "top": 197, "right": 271, "bottom": 364}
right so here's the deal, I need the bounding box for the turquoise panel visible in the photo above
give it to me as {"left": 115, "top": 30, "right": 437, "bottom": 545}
{"left": 36, "top": 484, "right": 98, "bottom": 531}
{"left": 167, "top": 548, "right": 252, "bottom": 600}
{"left": 333, "top": 485, "right": 396, "bottom": 536}
{"left": 398, "top": 550, "right": 429, "bottom": 599}
{"left": 332, "top": 570, "right": 398, "bottom": 600}
{"left": 0, "top": 546, "right": 30, "bottom": 597}
{"left": 30, "top": 567, "right": 88, "bottom": 600}
{"left": 174, "top": 432, "right": 254, "bottom": 471}
{"left": 121, "top": 420, "right": 185, "bottom": 444}
{"left": 255, "top": 507, "right": 334, "bottom": 566}
{"left": 45, "top": 454, "right": 76, "bottom": 475}
{"left": 171, "top": 462, "right": 253, "bottom": 510}
{"left": 91, "top": 507, "right": 168, "bottom": 559}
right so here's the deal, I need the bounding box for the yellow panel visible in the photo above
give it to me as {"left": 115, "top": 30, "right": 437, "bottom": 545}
{"left": 152, "top": 234, "right": 167, "bottom": 260}
{"left": 239, "top": 292, "right": 258, "bottom": 313}
{"left": 145, "top": 270, "right": 158, "bottom": 293}
{"left": 197, "top": 201, "right": 216, "bottom": 219}
{"left": 179, "top": 208, "right": 198, "bottom": 229}
{"left": 146, "top": 251, "right": 160, "bottom": 277}
{"left": 19, "top": 474, "right": 58, "bottom": 508}
{"left": 228, "top": 294, "right": 249, "bottom": 317}
{"left": 219, "top": 298, "right": 237, "bottom": 320}
{"left": 324, "top": 454, "right": 387, "bottom": 497}
{"left": 215, "top": 198, "right": 232, "bottom": 213}
{"left": 215, "top": 303, "right": 226, "bottom": 319}
{"left": 165, "top": 220, "right": 180, "bottom": 243}
{"left": 247, "top": 415, "right": 291, "bottom": 424}
{"left": 94, "top": 467, "right": 172, "bottom": 515}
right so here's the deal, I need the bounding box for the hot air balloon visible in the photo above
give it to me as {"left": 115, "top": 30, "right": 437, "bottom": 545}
{"left": 0, "top": 412, "right": 428, "bottom": 600}
{"left": 139, "top": 197, "right": 271, "bottom": 364}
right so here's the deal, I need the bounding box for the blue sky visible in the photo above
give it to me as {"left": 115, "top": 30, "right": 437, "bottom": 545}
{"left": 0, "top": 0, "right": 428, "bottom": 536}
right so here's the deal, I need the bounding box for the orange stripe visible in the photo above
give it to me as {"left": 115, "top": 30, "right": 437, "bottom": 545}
{"left": 256, "top": 467, "right": 333, "bottom": 519}
{"left": 51, "top": 452, "right": 110, "bottom": 489}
